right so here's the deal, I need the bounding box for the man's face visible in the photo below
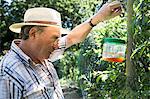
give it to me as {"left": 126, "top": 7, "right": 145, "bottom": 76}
{"left": 32, "top": 26, "right": 61, "bottom": 58}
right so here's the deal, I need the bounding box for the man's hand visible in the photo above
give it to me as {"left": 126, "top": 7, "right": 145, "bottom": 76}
{"left": 92, "top": 1, "right": 122, "bottom": 24}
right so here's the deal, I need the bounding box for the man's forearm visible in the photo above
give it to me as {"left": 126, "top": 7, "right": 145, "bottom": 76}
{"left": 66, "top": 1, "right": 122, "bottom": 47}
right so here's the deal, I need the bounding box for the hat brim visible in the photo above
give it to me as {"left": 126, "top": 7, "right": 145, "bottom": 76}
{"left": 9, "top": 23, "right": 69, "bottom": 34}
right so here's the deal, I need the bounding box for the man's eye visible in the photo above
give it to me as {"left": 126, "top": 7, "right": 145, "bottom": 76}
{"left": 55, "top": 37, "right": 59, "bottom": 40}
{"left": 61, "top": 34, "right": 67, "bottom": 37}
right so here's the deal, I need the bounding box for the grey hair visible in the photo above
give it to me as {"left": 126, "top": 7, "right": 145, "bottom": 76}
{"left": 20, "top": 25, "right": 45, "bottom": 40}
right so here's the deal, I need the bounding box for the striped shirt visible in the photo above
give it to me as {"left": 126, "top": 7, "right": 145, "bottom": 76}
{"left": 0, "top": 36, "right": 67, "bottom": 99}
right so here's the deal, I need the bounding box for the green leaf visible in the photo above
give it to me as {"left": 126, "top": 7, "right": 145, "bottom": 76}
{"left": 96, "top": 75, "right": 101, "bottom": 83}
{"left": 130, "top": 44, "right": 145, "bottom": 58}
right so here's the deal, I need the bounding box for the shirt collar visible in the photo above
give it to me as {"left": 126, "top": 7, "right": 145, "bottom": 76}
{"left": 10, "top": 39, "right": 32, "bottom": 64}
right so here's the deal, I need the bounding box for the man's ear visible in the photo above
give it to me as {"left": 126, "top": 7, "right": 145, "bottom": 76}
{"left": 28, "top": 27, "right": 37, "bottom": 38}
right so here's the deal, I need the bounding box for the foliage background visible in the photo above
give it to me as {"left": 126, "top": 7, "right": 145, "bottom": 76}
{"left": 0, "top": 0, "right": 149, "bottom": 98}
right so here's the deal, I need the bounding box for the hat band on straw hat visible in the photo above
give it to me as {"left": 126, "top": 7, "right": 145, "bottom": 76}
{"left": 25, "top": 21, "right": 59, "bottom": 26}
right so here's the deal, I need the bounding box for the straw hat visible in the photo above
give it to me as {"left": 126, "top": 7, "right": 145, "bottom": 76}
{"left": 9, "top": 7, "right": 69, "bottom": 34}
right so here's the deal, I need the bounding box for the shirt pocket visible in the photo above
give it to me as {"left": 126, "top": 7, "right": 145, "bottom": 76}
{"left": 24, "top": 83, "right": 55, "bottom": 98}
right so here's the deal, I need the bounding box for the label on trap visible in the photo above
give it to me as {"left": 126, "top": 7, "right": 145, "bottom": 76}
{"left": 102, "top": 43, "right": 126, "bottom": 58}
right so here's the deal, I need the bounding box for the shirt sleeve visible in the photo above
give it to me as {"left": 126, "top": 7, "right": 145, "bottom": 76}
{"left": 0, "top": 76, "right": 23, "bottom": 99}
{"left": 48, "top": 36, "right": 68, "bottom": 62}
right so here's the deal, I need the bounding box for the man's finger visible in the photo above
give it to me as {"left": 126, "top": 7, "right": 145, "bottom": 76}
{"left": 112, "top": 6, "right": 122, "bottom": 12}
{"left": 109, "top": 1, "right": 122, "bottom": 13}
{"left": 112, "top": 8, "right": 122, "bottom": 17}
{"left": 109, "top": 1, "right": 121, "bottom": 8}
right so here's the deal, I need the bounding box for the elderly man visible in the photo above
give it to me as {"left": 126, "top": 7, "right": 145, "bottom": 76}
{"left": 0, "top": 1, "right": 122, "bottom": 99}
